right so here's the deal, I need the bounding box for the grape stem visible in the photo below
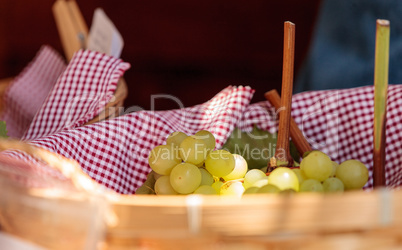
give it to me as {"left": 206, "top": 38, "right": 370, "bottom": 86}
{"left": 267, "top": 21, "right": 295, "bottom": 172}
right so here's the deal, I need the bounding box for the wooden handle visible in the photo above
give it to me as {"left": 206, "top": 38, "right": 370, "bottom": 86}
{"left": 52, "top": 0, "right": 88, "bottom": 61}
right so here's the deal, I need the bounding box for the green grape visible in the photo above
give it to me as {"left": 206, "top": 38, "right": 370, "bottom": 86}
{"left": 268, "top": 167, "right": 299, "bottom": 191}
{"left": 193, "top": 185, "right": 218, "bottom": 195}
{"left": 336, "top": 160, "right": 369, "bottom": 190}
{"left": 170, "top": 163, "right": 202, "bottom": 194}
{"left": 148, "top": 145, "right": 182, "bottom": 175}
{"left": 211, "top": 181, "right": 224, "bottom": 193}
{"left": 194, "top": 130, "right": 216, "bottom": 152}
{"left": 135, "top": 171, "right": 156, "bottom": 195}
{"left": 154, "top": 175, "right": 179, "bottom": 195}
{"left": 257, "top": 184, "right": 280, "bottom": 194}
{"left": 323, "top": 177, "right": 344, "bottom": 192}
{"left": 300, "top": 179, "right": 324, "bottom": 192}
{"left": 179, "top": 136, "right": 208, "bottom": 165}
{"left": 251, "top": 177, "right": 269, "bottom": 188}
{"left": 135, "top": 185, "right": 155, "bottom": 195}
{"left": 243, "top": 186, "right": 259, "bottom": 194}
{"left": 222, "top": 154, "right": 248, "bottom": 181}
{"left": 205, "top": 150, "right": 235, "bottom": 177}
{"left": 280, "top": 189, "right": 297, "bottom": 195}
{"left": 199, "top": 168, "right": 214, "bottom": 186}
{"left": 300, "top": 151, "right": 333, "bottom": 182}
{"left": 166, "top": 131, "right": 188, "bottom": 148}
{"left": 292, "top": 168, "right": 307, "bottom": 185}
{"left": 153, "top": 171, "right": 163, "bottom": 181}
{"left": 330, "top": 161, "right": 339, "bottom": 177}
{"left": 243, "top": 169, "right": 267, "bottom": 189}
{"left": 220, "top": 181, "right": 245, "bottom": 197}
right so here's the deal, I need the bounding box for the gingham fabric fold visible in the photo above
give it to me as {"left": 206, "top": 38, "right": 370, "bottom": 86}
{"left": 23, "top": 49, "right": 131, "bottom": 141}
{"left": 0, "top": 45, "right": 66, "bottom": 138}
{"left": 30, "top": 86, "right": 255, "bottom": 194}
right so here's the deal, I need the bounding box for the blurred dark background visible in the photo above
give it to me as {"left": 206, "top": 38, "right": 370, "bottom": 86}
{"left": 0, "top": 0, "right": 321, "bottom": 110}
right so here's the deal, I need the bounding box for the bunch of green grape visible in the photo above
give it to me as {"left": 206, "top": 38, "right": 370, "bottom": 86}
{"left": 136, "top": 130, "right": 249, "bottom": 196}
{"left": 293, "top": 151, "right": 369, "bottom": 193}
{"left": 136, "top": 130, "right": 369, "bottom": 196}
{"left": 243, "top": 151, "right": 369, "bottom": 194}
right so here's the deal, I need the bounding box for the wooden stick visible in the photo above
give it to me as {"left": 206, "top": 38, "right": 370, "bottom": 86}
{"left": 373, "top": 19, "right": 390, "bottom": 187}
{"left": 265, "top": 89, "right": 312, "bottom": 156}
{"left": 268, "top": 21, "right": 295, "bottom": 171}
{"left": 52, "top": 0, "right": 88, "bottom": 61}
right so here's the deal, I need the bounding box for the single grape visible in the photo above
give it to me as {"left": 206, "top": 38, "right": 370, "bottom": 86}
{"left": 257, "top": 184, "right": 280, "bottom": 194}
{"left": 280, "top": 189, "right": 297, "bottom": 195}
{"left": 300, "top": 151, "right": 333, "bottom": 182}
{"left": 194, "top": 130, "right": 216, "bottom": 152}
{"left": 243, "top": 186, "right": 259, "bottom": 194}
{"left": 243, "top": 169, "right": 267, "bottom": 189}
{"left": 268, "top": 167, "right": 299, "bottom": 191}
{"left": 205, "top": 150, "right": 235, "bottom": 177}
{"left": 179, "top": 136, "right": 208, "bottom": 165}
{"left": 154, "top": 175, "right": 179, "bottom": 195}
{"left": 220, "top": 181, "right": 245, "bottom": 197}
{"left": 148, "top": 144, "right": 182, "bottom": 175}
{"left": 300, "top": 179, "right": 324, "bottom": 192}
{"left": 193, "top": 185, "right": 218, "bottom": 195}
{"left": 323, "top": 177, "right": 344, "bottom": 192}
{"left": 292, "top": 168, "right": 307, "bottom": 185}
{"left": 166, "top": 131, "right": 188, "bottom": 148}
{"left": 222, "top": 154, "right": 248, "bottom": 181}
{"left": 336, "top": 160, "right": 369, "bottom": 190}
{"left": 135, "top": 185, "right": 155, "bottom": 195}
{"left": 135, "top": 171, "right": 157, "bottom": 195}
{"left": 251, "top": 177, "right": 269, "bottom": 188}
{"left": 199, "top": 168, "right": 214, "bottom": 186}
{"left": 211, "top": 181, "right": 224, "bottom": 193}
{"left": 153, "top": 171, "right": 163, "bottom": 181}
{"left": 330, "top": 161, "right": 339, "bottom": 177}
{"left": 170, "top": 163, "right": 202, "bottom": 194}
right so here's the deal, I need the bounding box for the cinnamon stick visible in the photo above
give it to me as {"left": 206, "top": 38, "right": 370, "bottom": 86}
{"left": 265, "top": 89, "right": 312, "bottom": 156}
{"left": 268, "top": 21, "right": 295, "bottom": 171}
{"left": 373, "top": 19, "right": 390, "bottom": 187}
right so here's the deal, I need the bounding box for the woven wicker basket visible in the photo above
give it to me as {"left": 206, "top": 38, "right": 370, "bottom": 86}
{"left": 0, "top": 140, "right": 401, "bottom": 250}
{"left": 0, "top": 140, "right": 109, "bottom": 249}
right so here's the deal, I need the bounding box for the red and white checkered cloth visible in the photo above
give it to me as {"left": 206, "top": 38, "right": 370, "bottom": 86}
{"left": 238, "top": 85, "right": 402, "bottom": 189}
{"left": 30, "top": 85, "right": 255, "bottom": 193}
{"left": 1, "top": 47, "right": 402, "bottom": 193}
{"left": 0, "top": 45, "right": 66, "bottom": 138}
{"left": 23, "top": 49, "right": 130, "bottom": 140}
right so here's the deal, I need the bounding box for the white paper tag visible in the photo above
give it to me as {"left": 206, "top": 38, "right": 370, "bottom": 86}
{"left": 87, "top": 8, "right": 124, "bottom": 58}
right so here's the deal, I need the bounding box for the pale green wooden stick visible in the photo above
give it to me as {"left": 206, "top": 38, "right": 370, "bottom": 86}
{"left": 373, "top": 19, "right": 390, "bottom": 187}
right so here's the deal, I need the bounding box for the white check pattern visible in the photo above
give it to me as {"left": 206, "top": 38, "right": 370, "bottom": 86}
{"left": 23, "top": 49, "right": 130, "bottom": 140}
{"left": 0, "top": 45, "right": 66, "bottom": 138}
{"left": 238, "top": 85, "right": 402, "bottom": 189}
{"left": 1, "top": 47, "right": 402, "bottom": 193}
{"left": 30, "top": 85, "right": 255, "bottom": 194}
